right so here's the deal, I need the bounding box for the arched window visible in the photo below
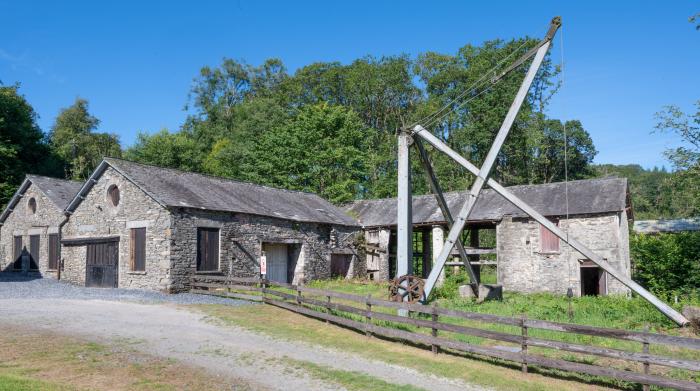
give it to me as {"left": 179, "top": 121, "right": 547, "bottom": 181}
{"left": 28, "top": 198, "right": 36, "bottom": 214}
{"left": 108, "top": 185, "right": 120, "bottom": 207}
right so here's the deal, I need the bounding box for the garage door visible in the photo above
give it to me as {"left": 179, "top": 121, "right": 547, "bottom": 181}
{"left": 86, "top": 241, "right": 119, "bottom": 288}
{"left": 264, "top": 243, "right": 289, "bottom": 283}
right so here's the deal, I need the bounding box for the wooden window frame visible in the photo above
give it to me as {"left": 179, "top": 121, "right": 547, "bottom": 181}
{"left": 129, "top": 227, "right": 146, "bottom": 272}
{"left": 539, "top": 218, "right": 560, "bottom": 254}
{"left": 48, "top": 234, "right": 59, "bottom": 270}
{"left": 196, "top": 228, "right": 220, "bottom": 272}
{"left": 108, "top": 185, "right": 120, "bottom": 207}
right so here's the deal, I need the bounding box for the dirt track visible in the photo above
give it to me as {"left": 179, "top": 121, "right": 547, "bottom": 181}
{"left": 0, "top": 293, "right": 486, "bottom": 391}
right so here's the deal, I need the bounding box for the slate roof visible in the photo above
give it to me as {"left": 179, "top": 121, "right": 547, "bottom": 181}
{"left": 66, "top": 158, "right": 358, "bottom": 227}
{"left": 0, "top": 175, "right": 82, "bottom": 224}
{"left": 345, "top": 177, "right": 630, "bottom": 228}
{"left": 633, "top": 218, "right": 700, "bottom": 234}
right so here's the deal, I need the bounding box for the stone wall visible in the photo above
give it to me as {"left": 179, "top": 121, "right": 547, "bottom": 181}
{"left": 0, "top": 184, "right": 66, "bottom": 277}
{"left": 496, "top": 213, "right": 631, "bottom": 296}
{"left": 169, "top": 208, "right": 362, "bottom": 292}
{"left": 61, "top": 166, "right": 172, "bottom": 290}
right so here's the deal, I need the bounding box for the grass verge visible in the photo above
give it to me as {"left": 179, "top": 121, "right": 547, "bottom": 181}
{"left": 0, "top": 327, "right": 252, "bottom": 391}
{"left": 277, "top": 357, "right": 425, "bottom": 391}
{"left": 198, "top": 303, "right": 618, "bottom": 391}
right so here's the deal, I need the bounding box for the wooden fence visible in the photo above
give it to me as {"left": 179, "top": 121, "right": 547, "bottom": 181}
{"left": 191, "top": 275, "right": 700, "bottom": 390}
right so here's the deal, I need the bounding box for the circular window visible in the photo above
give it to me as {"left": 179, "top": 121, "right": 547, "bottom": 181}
{"left": 107, "top": 185, "right": 120, "bottom": 207}
{"left": 27, "top": 198, "right": 36, "bottom": 214}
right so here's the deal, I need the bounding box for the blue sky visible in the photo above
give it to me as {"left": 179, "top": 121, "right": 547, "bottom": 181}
{"left": 1, "top": 1, "right": 698, "bottom": 169}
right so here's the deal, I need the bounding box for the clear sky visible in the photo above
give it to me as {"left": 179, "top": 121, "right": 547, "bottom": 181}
{"left": 1, "top": 1, "right": 698, "bottom": 169}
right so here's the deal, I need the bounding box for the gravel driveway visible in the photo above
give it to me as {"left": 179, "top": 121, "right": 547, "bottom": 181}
{"left": 0, "top": 274, "right": 249, "bottom": 305}
{"left": 0, "top": 276, "right": 486, "bottom": 391}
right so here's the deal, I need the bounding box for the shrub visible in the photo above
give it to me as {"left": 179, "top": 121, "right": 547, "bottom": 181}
{"left": 631, "top": 231, "right": 700, "bottom": 298}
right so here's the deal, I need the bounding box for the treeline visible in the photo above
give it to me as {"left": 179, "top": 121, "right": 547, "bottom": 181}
{"left": 1, "top": 36, "right": 696, "bottom": 217}
{"left": 125, "top": 37, "right": 597, "bottom": 204}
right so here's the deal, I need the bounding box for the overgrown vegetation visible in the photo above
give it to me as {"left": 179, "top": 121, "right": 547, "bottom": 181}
{"left": 632, "top": 231, "right": 700, "bottom": 299}
{"left": 310, "top": 277, "right": 699, "bottom": 332}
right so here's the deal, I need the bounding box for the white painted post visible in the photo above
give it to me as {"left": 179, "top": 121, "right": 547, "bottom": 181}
{"left": 397, "top": 131, "right": 413, "bottom": 279}
{"left": 397, "top": 132, "right": 413, "bottom": 315}
{"left": 432, "top": 225, "right": 446, "bottom": 287}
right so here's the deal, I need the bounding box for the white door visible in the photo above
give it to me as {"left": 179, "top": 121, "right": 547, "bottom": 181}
{"left": 264, "top": 244, "right": 289, "bottom": 283}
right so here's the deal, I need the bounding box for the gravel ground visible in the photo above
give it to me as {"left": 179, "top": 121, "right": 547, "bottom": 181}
{"left": 0, "top": 275, "right": 487, "bottom": 391}
{"left": 0, "top": 274, "right": 251, "bottom": 306}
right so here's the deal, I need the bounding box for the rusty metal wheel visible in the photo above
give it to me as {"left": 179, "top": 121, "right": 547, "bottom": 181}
{"left": 388, "top": 275, "right": 425, "bottom": 303}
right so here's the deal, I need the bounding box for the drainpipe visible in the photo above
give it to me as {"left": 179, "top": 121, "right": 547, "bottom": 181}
{"left": 56, "top": 213, "right": 70, "bottom": 281}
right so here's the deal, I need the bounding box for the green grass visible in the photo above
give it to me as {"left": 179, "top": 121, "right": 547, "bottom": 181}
{"left": 0, "top": 372, "right": 72, "bottom": 391}
{"left": 278, "top": 357, "right": 426, "bottom": 391}
{"left": 0, "top": 329, "right": 246, "bottom": 391}
{"left": 310, "top": 274, "right": 699, "bottom": 333}
{"left": 200, "top": 303, "right": 621, "bottom": 390}
{"left": 303, "top": 277, "right": 700, "bottom": 385}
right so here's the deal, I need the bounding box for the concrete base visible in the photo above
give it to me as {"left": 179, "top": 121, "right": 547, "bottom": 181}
{"left": 458, "top": 284, "right": 478, "bottom": 298}
{"left": 458, "top": 284, "right": 503, "bottom": 302}
{"left": 477, "top": 284, "right": 503, "bottom": 303}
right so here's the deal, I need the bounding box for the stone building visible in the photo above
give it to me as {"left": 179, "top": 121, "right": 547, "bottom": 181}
{"left": 60, "top": 158, "right": 361, "bottom": 292}
{"left": 0, "top": 175, "right": 82, "bottom": 276}
{"left": 346, "top": 177, "right": 633, "bottom": 297}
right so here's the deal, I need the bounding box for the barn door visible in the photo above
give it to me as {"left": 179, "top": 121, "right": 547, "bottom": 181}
{"left": 330, "top": 254, "right": 352, "bottom": 278}
{"left": 264, "top": 244, "right": 289, "bottom": 283}
{"left": 86, "top": 241, "right": 119, "bottom": 288}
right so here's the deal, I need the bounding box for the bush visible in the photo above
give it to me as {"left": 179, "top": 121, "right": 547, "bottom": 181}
{"left": 631, "top": 231, "right": 700, "bottom": 298}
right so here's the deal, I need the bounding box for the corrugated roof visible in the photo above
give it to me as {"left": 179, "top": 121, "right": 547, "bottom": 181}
{"left": 0, "top": 175, "right": 82, "bottom": 224}
{"left": 67, "top": 158, "right": 358, "bottom": 226}
{"left": 345, "top": 177, "right": 630, "bottom": 227}
{"left": 634, "top": 218, "right": 700, "bottom": 234}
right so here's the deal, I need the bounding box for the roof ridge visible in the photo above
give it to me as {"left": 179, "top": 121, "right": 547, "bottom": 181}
{"left": 104, "top": 157, "right": 326, "bottom": 198}
{"left": 349, "top": 177, "right": 625, "bottom": 205}
{"left": 26, "top": 174, "right": 82, "bottom": 184}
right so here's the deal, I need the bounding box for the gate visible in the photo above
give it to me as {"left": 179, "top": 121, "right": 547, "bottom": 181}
{"left": 86, "top": 241, "right": 119, "bottom": 288}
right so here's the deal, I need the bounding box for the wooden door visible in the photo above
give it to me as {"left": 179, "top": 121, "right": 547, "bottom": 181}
{"left": 12, "top": 236, "right": 22, "bottom": 270}
{"left": 330, "top": 254, "right": 352, "bottom": 278}
{"left": 29, "top": 235, "right": 40, "bottom": 270}
{"left": 264, "top": 244, "right": 288, "bottom": 283}
{"left": 48, "top": 234, "right": 59, "bottom": 270}
{"left": 86, "top": 241, "right": 119, "bottom": 288}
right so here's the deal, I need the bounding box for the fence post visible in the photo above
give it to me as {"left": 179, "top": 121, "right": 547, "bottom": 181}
{"left": 521, "top": 314, "right": 528, "bottom": 373}
{"left": 326, "top": 295, "right": 331, "bottom": 324}
{"left": 431, "top": 302, "right": 439, "bottom": 355}
{"left": 297, "top": 288, "right": 302, "bottom": 306}
{"left": 261, "top": 278, "right": 267, "bottom": 301}
{"left": 365, "top": 294, "right": 372, "bottom": 338}
{"left": 642, "top": 324, "right": 650, "bottom": 391}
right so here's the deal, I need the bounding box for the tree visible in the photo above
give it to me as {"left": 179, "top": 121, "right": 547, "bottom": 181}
{"left": 244, "top": 103, "right": 373, "bottom": 204}
{"left": 0, "top": 84, "right": 62, "bottom": 207}
{"left": 632, "top": 232, "right": 700, "bottom": 297}
{"left": 690, "top": 13, "right": 699, "bottom": 30}
{"left": 179, "top": 34, "right": 591, "bottom": 201}
{"left": 50, "top": 98, "right": 121, "bottom": 180}
{"left": 124, "top": 129, "right": 201, "bottom": 172}
{"left": 653, "top": 101, "right": 700, "bottom": 217}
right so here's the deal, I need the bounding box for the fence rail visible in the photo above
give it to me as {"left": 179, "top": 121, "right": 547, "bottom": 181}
{"left": 190, "top": 275, "right": 700, "bottom": 390}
